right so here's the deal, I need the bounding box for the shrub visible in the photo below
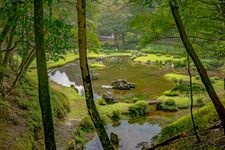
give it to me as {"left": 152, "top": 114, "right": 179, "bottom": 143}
{"left": 111, "top": 111, "right": 120, "bottom": 122}
{"left": 164, "top": 90, "right": 179, "bottom": 97}
{"left": 128, "top": 101, "right": 147, "bottom": 117}
{"left": 98, "top": 99, "right": 106, "bottom": 105}
{"left": 174, "top": 60, "right": 186, "bottom": 68}
{"left": 173, "top": 83, "right": 205, "bottom": 94}
{"left": 158, "top": 99, "right": 178, "bottom": 112}
{"left": 195, "top": 76, "right": 200, "bottom": 80}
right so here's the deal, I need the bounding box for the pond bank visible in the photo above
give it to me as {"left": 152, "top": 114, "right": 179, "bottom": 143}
{"left": 46, "top": 51, "right": 225, "bottom": 149}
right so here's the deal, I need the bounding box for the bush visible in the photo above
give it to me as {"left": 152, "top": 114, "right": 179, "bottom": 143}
{"left": 158, "top": 99, "right": 178, "bottom": 112}
{"left": 164, "top": 90, "right": 179, "bottom": 97}
{"left": 173, "top": 83, "right": 205, "bottom": 94}
{"left": 195, "top": 76, "right": 200, "bottom": 80}
{"left": 111, "top": 111, "right": 120, "bottom": 122}
{"left": 98, "top": 99, "right": 106, "bottom": 105}
{"left": 174, "top": 60, "right": 186, "bottom": 68}
{"left": 128, "top": 101, "right": 147, "bottom": 117}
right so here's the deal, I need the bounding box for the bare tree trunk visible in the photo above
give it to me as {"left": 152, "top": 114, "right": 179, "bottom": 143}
{"left": 34, "top": 0, "right": 56, "bottom": 149}
{"left": 170, "top": 0, "right": 225, "bottom": 133}
{"left": 187, "top": 55, "right": 201, "bottom": 142}
{"left": 77, "top": 0, "right": 114, "bottom": 149}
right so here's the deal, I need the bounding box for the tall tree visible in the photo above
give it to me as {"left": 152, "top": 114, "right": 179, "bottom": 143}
{"left": 0, "top": 1, "right": 18, "bottom": 97}
{"left": 169, "top": 0, "right": 225, "bottom": 133}
{"left": 33, "top": 0, "right": 56, "bottom": 149}
{"left": 187, "top": 55, "right": 200, "bottom": 142}
{"left": 76, "top": 0, "right": 114, "bottom": 149}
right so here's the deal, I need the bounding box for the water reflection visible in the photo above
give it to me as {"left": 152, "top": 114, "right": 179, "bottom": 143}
{"left": 48, "top": 57, "right": 174, "bottom": 100}
{"left": 85, "top": 120, "right": 161, "bottom": 150}
{"left": 49, "top": 64, "right": 100, "bottom": 99}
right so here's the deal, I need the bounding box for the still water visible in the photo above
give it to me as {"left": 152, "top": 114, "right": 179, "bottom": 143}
{"left": 48, "top": 56, "right": 173, "bottom": 100}
{"left": 85, "top": 120, "right": 161, "bottom": 150}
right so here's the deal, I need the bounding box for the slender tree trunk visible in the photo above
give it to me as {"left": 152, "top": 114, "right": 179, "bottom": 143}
{"left": 77, "top": 0, "right": 114, "bottom": 149}
{"left": 0, "top": 19, "right": 18, "bottom": 95}
{"left": 187, "top": 55, "right": 201, "bottom": 142}
{"left": 33, "top": 0, "right": 56, "bottom": 149}
{"left": 0, "top": 25, "right": 10, "bottom": 97}
{"left": 170, "top": 0, "right": 225, "bottom": 133}
{"left": 0, "top": 1, "right": 18, "bottom": 97}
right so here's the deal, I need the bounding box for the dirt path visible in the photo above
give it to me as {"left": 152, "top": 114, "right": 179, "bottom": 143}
{"left": 51, "top": 82, "right": 87, "bottom": 150}
{"left": 55, "top": 118, "right": 80, "bottom": 150}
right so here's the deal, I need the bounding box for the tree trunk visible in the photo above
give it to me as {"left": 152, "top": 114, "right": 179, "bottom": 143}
{"left": 0, "top": 1, "right": 18, "bottom": 97}
{"left": 169, "top": 0, "right": 225, "bottom": 133}
{"left": 187, "top": 55, "right": 200, "bottom": 142}
{"left": 76, "top": 0, "right": 114, "bottom": 149}
{"left": 33, "top": 0, "right": 56, "bottom": 149}
{"left": 0, "top": 18, "right": 18, "bottom": 95}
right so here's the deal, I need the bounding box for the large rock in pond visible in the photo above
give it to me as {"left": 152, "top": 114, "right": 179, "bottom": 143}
{"left": 111, "top": 79, "right": 135, "bottom": 90}
{"left": 110, "top": 132, "right": 119, "bottom": 145}
{"left": 102, "top": 92, "right": 116, "bottom": 104}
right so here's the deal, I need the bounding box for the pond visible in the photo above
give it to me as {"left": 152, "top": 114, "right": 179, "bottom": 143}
{"left": 48, "top": 56, "right": 174, "bottom": 100}
{"left": 85, "top": 120, "right": 161, "bottom": 150}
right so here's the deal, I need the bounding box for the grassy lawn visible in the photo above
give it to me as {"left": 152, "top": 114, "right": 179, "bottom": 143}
{"left": 134, "top": 53, "right": 185, "bottom": 63}
{"left": 27, "top": 51, "right": 131, "bottom": 69}
{"left": 157, "top": 72, "right": 225, "bottom": 142}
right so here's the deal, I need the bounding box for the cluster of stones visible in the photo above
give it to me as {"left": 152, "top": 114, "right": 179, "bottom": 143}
{"left": 111, "top": 79, "right": 135, "bottom": 90}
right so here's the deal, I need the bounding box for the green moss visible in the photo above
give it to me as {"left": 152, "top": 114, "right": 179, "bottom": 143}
{"left": 163, "top": 90, "right": 179, "bottom": 96}
{"left": 89, "top": 62, "right": 105, "bottom": 69}
{"left": 75, "top": 117, "right": 94, "bottom": 145}
{"left": 158, "top": 100, "right": 223, "bottom": 142}
{"left": 98, "top": 102, "right": 130, "bottom": 118}
{"left": 12, "top": 134, "right": 37, "bottom": 150}
{"left": 134, "top": 53, "right": 185, "bottom": 63}
{"left": 51, "top": 88, "right": 70, "bottom": 118}
{"left": 97, "top": 99, "right": 106, "bottom": 105}
{"left": 0, "top": 100, "right": 10, "bottom": 121}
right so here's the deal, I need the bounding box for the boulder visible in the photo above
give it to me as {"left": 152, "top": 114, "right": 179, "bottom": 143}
{"left": 148, "top": 100, "right": 162, "bottom": 105}
{"left": 111, "top": 79, "right": 135, "bottom": 90}
{"left": 102, "top": 92, "right": 116, "bottom": 104}
{"left": 96, "top": 57, "right": 105, "bottom": 62}
{"left": 110, "top": 132, "right": 119, "bottom": 145}
{"left": 127, "top": 82, "right": 135, "bottom": 88}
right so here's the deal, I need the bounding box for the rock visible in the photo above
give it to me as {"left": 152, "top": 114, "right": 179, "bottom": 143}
{"left": 127, "top": 82, "right": 135, "bottom": 88}
{"left": 110, "top": 132, "right": 119, "bottom": 145}
{"left": 96, "top": 57, "right": 105, "bottom": 62}
{"left": 111, "top": 79, "right": 135, "bottom": 90}
{"left": 91, "top": 73, "right": 99, "bottom": 80}
{"left": 148, "top": 100, "right": 162, "bottom": 105}
{"left": 102, "top": 92, "right": 116, "bottom": 104}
